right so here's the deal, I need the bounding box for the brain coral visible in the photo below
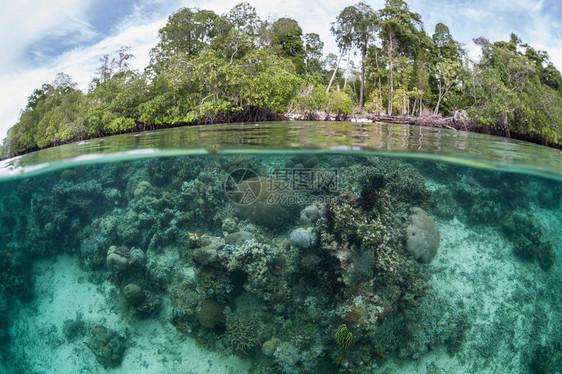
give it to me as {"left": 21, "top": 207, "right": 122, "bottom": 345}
{"left": 232, "top": 177, "right": 297, "bottom": 229}
{"left": 406, "top": 207, "right": 440, "bottom": 263}
{"left": 197, "top": 299, "right": 226, "bottom": 329}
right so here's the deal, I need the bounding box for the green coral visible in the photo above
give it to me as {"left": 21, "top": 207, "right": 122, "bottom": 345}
{"left": 335, "top": 324, "right": 353, "bottom": 349}
{"left": 226, "top": 317, "right": 260, "bottom": 356}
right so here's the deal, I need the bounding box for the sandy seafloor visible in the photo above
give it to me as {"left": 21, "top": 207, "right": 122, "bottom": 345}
{"left": 2, "top": 179, "right": 562, "bottom": 374}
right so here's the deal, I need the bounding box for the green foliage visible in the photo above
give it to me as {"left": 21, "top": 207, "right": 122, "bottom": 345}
{"left": 466, "top": 36, "right": 562, "bottom": 144}
{"left": 292, "top": 84, "right": 329, "bottom": 115}
{"left": 150, "top": 7, "right": 220, "bottom": 66}
{"left": 303, "top": 33, "right": 324, "bottom": 75}
{"left": 3, "top": 74, "right": 86, "bottom": 154}
{"left": 327, "top": 90, "right": 354, "bottom": 118}
{"left": 364, "top": 95, "right": 384, "bottom": 114}
{"left": 269, "top": 17, "right": 306, "bottom": 74}
{"left": 330, "top": 2, "right": 380, "bottom": 107}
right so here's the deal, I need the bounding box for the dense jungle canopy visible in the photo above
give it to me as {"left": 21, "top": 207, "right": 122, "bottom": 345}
{"left": 3, "top": 0, "right": 562, "bottom": 157}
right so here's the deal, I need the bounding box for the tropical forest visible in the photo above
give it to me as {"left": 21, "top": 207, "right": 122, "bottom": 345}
{"left": 3, "top": 0, "right": 562, "bottom": 158}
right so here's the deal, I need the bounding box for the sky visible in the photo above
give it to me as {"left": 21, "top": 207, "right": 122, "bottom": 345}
{"left": 1, "top": 0, "right": 561, "bottom": 141}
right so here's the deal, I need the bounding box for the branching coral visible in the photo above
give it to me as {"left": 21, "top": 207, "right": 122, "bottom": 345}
{"left": 226, "top": 317, "right": 260, "bottom": 356}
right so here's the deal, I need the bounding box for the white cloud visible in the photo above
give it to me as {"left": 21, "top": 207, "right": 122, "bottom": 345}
{"left": 0, "top": 69, "right": 52, "bottom": 137}
{"left": 0, "top": 0, "right": 97, "bottom": 71}
{"left": 533, "top": 43, "right": 562, "bottom": 68}
{"left": 54, "top": 19, "right": 165, "bottom": 87}
{"left": 0, "top": 16, "right": 165, "bottom": 141}
{"left": 531, "top": 0, "right": 546, "bottom": 12}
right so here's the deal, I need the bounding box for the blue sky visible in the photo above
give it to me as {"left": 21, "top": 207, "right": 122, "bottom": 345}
{"left": 1, "top": 0, "right": 561, "bottom": 140}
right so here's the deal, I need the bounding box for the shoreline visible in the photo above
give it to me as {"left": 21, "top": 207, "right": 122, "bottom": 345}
{"left": 2, "top": 113, "right": 560, "bottom": 160}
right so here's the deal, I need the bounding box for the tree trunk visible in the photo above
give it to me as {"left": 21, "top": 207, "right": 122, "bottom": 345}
{"left": 343, "top": 49, "right": 351, "bottom": 89}
{"left": 434, "top": 80, "right": 444, "bottom": 115}
{"left": 434, "top": 81, "right": 453, "bottom": 115}
{"left": 359, "top": 46, "right": 366, "bottom": 109}
{"left": 327, "top": 51, "right": 344, "bottom": 93}
{"left": 388, "top": 32, "right": 394, "bottom": 115}
{"left": 434, "top": 97, "right": 442, "bottom": 115}
{"left": 374, "top": 46, "right": 382, "bottom": 108}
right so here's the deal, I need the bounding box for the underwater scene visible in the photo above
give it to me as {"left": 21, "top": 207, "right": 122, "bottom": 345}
{"left": 0, "top": 151, "right": 561, "bottom": 373}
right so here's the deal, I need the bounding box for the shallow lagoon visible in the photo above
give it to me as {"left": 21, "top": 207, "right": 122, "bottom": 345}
{"left": 0, "top": 122, "right": 561, "bottom": 373}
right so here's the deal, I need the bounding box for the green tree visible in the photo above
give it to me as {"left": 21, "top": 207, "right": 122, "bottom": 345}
{"left": 524, "top": 43, "right": 562, "bottom": 92}
{"left": 3, "top": 73, "right": 83, "bottom": 154}
{"left": 431, "top": 23, "right": 465, "bottom": 114}
{"left": 335, "top": 3, "right": 378, "bottom": 108}
{"left": 269, "top": 17, "right": 306, "bottom": 74}
{"left": 379, "top": 0, "right": 425, "bottom": 114}
{"left": 225, "top": 2, "right": 261, "bottom": 36}
{"left": 289, "top": 81, "right": 329, "bottom": 119}
{"left": 82, "top": 70, "right": 147, "bottom": 135}
{"left": 328, "top": 6, "right": 359, "bottom": 92}
{"left": 90, "top": 46, "right": 134, "bottom": 89}
{"left": 468, "top": 36, "right": 562, "bottom": 144}
{"left": 326, "top": 89, "right": 353, "bottom": 120}
{"left": 303, "top": 33, "right": 324, "bottom": 75}
{"left": 211, "top": 3, "right": 262, "bottom": 64}
{"left": 150, "top": 8, "right": 220, "bottom": 68}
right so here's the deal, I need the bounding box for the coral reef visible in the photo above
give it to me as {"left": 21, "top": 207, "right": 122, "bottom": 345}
{"left": 133, "top": 181, "right": 152, "bottom": 198}
{"left": 528, "top": 342, "right": 562, "bottom": 374}
{"left": 197, "top": 299, "right": 226, "bottom": 329}
{"left": 284, "top": 155, "right": 319, "bottom": 169}
{"left": 123, "top": 283, "right": 146, "bottom": 306}
{"left": 170, "top": 280, "right": 199, "bottom": 333}
{"left": 514, "top": 235, "right": 555, "bottom": 269}
{"left": 225, "top": 317, "right": 260, "bottom": 356}
{"left": 232, "top": 177, "right": 299, "bottom": 230}
{"left": 225, "top": 231, "right": 255, "bottom": 246}
{"left": 106, "top": 245, "right": 132, "bottom": 273}
{"left": 261, "top": 338, "right": 280, "bottom": 356}
{"left": 271, "top": 340, "right": 325, "bottom": 373}
{"left": 426, "top": 164, "right": 528, "bottom": 226}
{"left": 299, "top": 202, "right": 326, "bottom": 225}
{"left": 289, "top": 227, "right": 316, "bottom": 249}
{"left": 86, "top": 325, "right": 126, "bottom": 368}
{"left": 0, "top": 287, "right": 8, "bottom": 342}
{"left": 80, "top": 237, "right": 106, "bottom": 269}
{"left": 4, "top": 154, "right": 557, "bottom": 373}
{"left": 221, "top": 217, "right": 238, "bottom": 234}
{"left": 502, "top": 213, "right": 556, "bottom": 270}
{"left": 368, "top": 292, "right": 470, "bottom": 361}
{"left": 336, "top": 158, "right": 431, "bottom": 209}
{"left": 0, "top": 242, "right": 33, "bottom": 299}
{"left": 405, "top": 207, "right": 440, "bottom": 263}
{"left": 191, "top": 236, "right": 224, "bottom": 266}
{"left": 62, "top": 318, "right": 87, "bottom": 342}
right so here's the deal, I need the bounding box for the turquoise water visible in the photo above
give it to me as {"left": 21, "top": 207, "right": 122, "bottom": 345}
{"left": 0, "top": 122, "right": 561, "bottom": 373}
